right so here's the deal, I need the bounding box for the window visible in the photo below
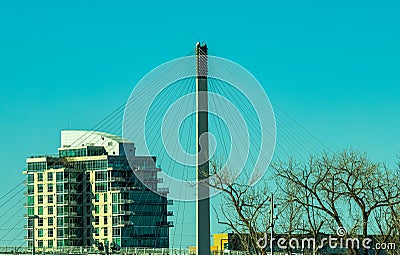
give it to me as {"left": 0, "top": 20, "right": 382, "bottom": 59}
{"left": 57, "top": 229, "right": 64, "bottom": 238}
{"left": 104, "top": 205, "right": 108, "bottom": 214}
{"left": 27, "top": 174, "right": 34, "bottom": 184}
{"left": 27, "top": 162, "right": 46, "bottom": 172}
{"left": 37, "top": 184, "right": 43, "bottom": 193}
{"left": 94, "top": 228, "right": 99, "bottom": 236}
{"left": 48, "top": 217, "right": 53, "bottom": 226}
{"left": 112, "top": 216, "right": 119, "bottom": 225}
{"left": 57, "top": 206, "right": 64, "bottom": 216}
{"left": 48, "top": 206, "right": 53, "bottom": 215}
{"left": 28, "top": 185, "right": 34, "bottom": 195}
{"left": 27, "top": 196, "right": 34, "bottom": 206}
{"left": 38, "top": 206, "right": 43, "bottom": 215}
{"left": 112, "top": 193, "right": 119, "bottom": 203}
{"left": 112, "top": 205, "right": 118, "bottom": 214}
{"left": 38, "top": 229, "right": 43, "bottom": 237}
{"left": 56, "top": 183, "right": 63, "bottom": 193}
{"left": 104, "top": 227, "right": 108, "bottom": 236}
{"left": 48, "top": 195, "right": 53, "bottom": 204}
{"left": 56, "top": 172, "right": 63, "bottom": 182}
{"left": 104, "top": 216, "right": 108, "bottom": 225}
{"left": 103, "top": 193, "right": 108, "bottom": 202}
{"left": 95, "top": 171, "right": 107, "bottom": 181}
{"left": 37, "top": 173, "right": 43, "bottom": 182}
{"left": 47, "top": 172, "right": 53, "bottom": 182}
{"left": 95, "top": 183, "right": 107, "bottom": 192}
{"left": 48, "top": 228, "right": 53, "bottom": 237}
{"left": 95, "top": 194, "right": 99, "bottom": 203}
{"left": 48, "top": 184, "right": 53, "bottom": 193}
{"left": 94, "top": 216, "right": 99, "bottom": 225}
{"left": 48, "top": 240, "right": 53, "bottom": 248}
{"left": 57, "top": 240, "right": 64, "bottom": 247}
{"left": 112, "top": 228, "right": 120, "bottom": 236}
{"left": 28, "top": 207, "right": 34, "bottom": 216}
{"left": 38, "top": 240, "right": 43, "bottom": 248}
{"left": 38, "top": 195, "right": 43, "bottom": 204}
{"left": 57, "top": 195, "right": 64, "bottom": 204}
{"left": 57, "top": 218, "right": 64, "bottom": 227}
{"left": 38, "top": 218, "right": 43, "bottom": 227}
{"left": 95, "top": 205, "right": 99, "bottom": 214}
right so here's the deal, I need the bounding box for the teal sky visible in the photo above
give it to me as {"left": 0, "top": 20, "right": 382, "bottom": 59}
{"left": 0, "top": 0, "right": 399, "bottom": 247}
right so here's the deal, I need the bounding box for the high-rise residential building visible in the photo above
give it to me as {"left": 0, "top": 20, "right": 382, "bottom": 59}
{"left": 23, "top": 130, "right": 173, "bottom": 250}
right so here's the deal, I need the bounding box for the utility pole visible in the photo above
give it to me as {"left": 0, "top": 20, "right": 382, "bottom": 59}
{"left": 196, "top": 42, "right": 210, "bottom": 255}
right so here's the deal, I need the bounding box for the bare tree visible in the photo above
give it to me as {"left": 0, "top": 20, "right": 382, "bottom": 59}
{"left": 208, "top": 162, "right": 271, "bottom": 255}
{"left": 273, "top": 150, "right": 400, "bottom": 255}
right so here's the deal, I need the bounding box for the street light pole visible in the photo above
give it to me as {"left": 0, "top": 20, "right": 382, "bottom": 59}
{"left": 270, "top": 194, "right": 274, "bottom": 255}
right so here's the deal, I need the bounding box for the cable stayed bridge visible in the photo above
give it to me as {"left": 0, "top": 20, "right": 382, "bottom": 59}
{"left": 0, "top": 44, "right": 328, "bottom": 255}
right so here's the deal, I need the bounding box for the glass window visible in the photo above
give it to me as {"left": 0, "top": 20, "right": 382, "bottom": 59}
{"left": 112, "top": 205, "right": 118, "bottom": 214}
{"left": 47, "top": 172, "right": 53, "bottom": 182}
{"left": 57, "top": 218, "right": 64, "bottom": 227}
{"left": 28, "top": 207, "right": 34, "bottom": 216}
{"left": 38, "top": 195, "right": 43, "bottom": 204}
{"left": 38, "top": 218, "right": 43, "bottom": 227}
{"left": 48, "top": 240, "right": 53, "bottom": 247}
{"left": 28, "top": 185, "right": 34, "bottom": 195}
{"left": 95, "top": 183, "right": 107, "bottom": 192}
{"left": 48, "top": 217, "right": 53, "bottom": 226}
{"left": 104, "top": 205, "right": 108, "bottom": 214}
{"left": 57, "top": 206, "right": 64, "bottom": 216}
{"left": 38, "top": 240, "right": 43, "bottom": 248}
{"left": 37, "top": 184, "right": 43, "bottom": 193}
{"left": 48, "top": 184, "right": 53, "bottom": 193}
{"left": 48, "top": 228, "right": 53, "bottom": 237}
{"left": 103, "top": 193, "right": 108, "bottom": 202}
{"left": 56, "top": 183, "right": 63, "bottom": 193}
{"left": 48, "top": 206, "right": 53, "bottom": 215}
{"left": 95, "top": 171, "right": 108, "bottom": 181}
{"left": 104, "top": 216, "right": 108, "bottom": 225}
{"left": 104, "top": 227, "right": 108, "bottom": 236}
{"left": 27, "top": 162, "right": 46, "bottom": 172}
{"left": 37, "top": 173, "right": 43, "bottom": 182}
{"left": 57, "top": 229, "right": 64, "bottom": 238}
{"left": 95, "top": 205, "right": 99, "bottom": 214}
{"left": 27, "top": 196, "right": 34, "bottom": 206}
{"left": 56, "top": 172, "right": 63, "bottom": 182}
{"left": 38, "top": 206, "right": 43, "bottom": 215}
{"left": 38, "top": 229, "right": 43, "bottom": 237}
{"left": 112, "top": 193, "right": 119, "bottom": 203}
{"left": 48, "top": 195, "right": 53, "bottom": 204}
{"left": 57, "top": 195, "right": 64, "bottom": 204}
{"left": 95, "top": 194, "right": 99, "bottom": 202}
{"left": 27, "top": 174, "right": 34, "bottom": 184}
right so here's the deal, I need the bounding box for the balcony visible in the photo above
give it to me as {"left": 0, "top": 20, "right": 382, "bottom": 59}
{"left": 157, "top": 188, "right": 169, "bottom": 193}
{"left": 156, "top": 221, "right": 174, "bottom": 227}
{"left": 121, "top": 221, "right": 134, "bottom": 226}
{"left": 119, "top": 199, "right": 134, "bottom": 204}
{"left": 110, "top": 177, "right": 126, "bottom": 182}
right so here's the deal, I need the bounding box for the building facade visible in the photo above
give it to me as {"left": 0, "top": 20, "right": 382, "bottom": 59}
{"left": 24, "top": 130, "right": 173, "bottom": 249}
